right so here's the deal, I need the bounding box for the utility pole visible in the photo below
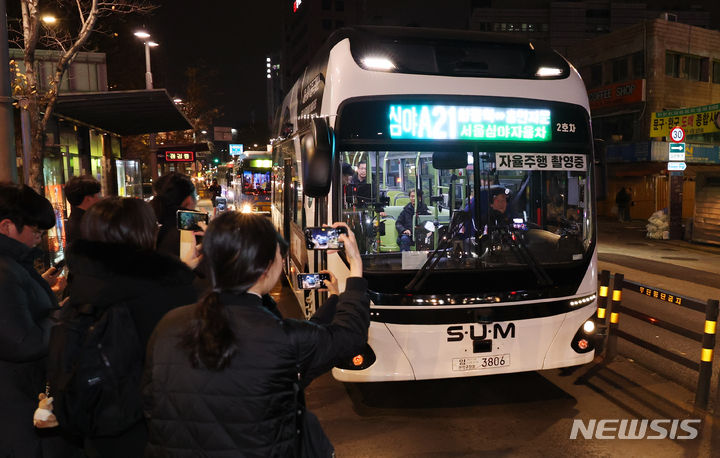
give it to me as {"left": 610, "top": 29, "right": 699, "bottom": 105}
{"left": 0, "top": 0, "right": 18, "bottom": 182}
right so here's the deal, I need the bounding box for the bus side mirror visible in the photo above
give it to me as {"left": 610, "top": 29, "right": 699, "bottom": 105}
{"left": 301, "top": 117, "right": 335, "bottom": 197}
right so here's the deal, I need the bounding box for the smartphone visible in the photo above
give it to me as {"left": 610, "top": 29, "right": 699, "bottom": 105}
{"left": 53, "top": 258, "right": 66, "bottom": 270}
{"left": 176, "top": 210, "right": 209, "bottom": 231}
{"left": 215, "top": 197, "right": 227, "bottom": 212}
{"left": 297, "top": 273, "right": 331, "bottom": 290}
{"left": 304, "top": 226, "right": 347, "bottom": 250}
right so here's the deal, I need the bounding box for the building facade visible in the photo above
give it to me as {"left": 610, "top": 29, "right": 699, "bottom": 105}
{"left": 566, "top": 18, "right": 720, "bottom": 243}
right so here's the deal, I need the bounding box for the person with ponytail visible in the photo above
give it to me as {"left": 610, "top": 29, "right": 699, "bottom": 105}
{"left": 143, "top": 213, "right": 369, "bottom": 457}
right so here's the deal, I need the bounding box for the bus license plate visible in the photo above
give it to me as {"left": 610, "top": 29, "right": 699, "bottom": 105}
{"left": 452, "top": 354, "right": 510, "bottom": 371}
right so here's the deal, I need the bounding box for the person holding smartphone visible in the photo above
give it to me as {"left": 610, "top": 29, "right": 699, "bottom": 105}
{"left": 0, "top": 183, "right": 70, "bottom": 457}
{"left": 150, "top": 172, "right": 197, "bottom": 258}
{"left": 144, "top": 215, "right": 369, "bottom": 457}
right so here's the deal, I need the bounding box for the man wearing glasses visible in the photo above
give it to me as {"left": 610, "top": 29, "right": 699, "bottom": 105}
{"left": 0, "top": 183, "right": 66, "bottom": 456}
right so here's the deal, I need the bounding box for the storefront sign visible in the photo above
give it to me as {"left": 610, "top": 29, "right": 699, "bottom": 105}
{"left": 588, "top": 79, "right": 645, "bottom": 110}
{"left": 650, "top": 103, "right": 720, "bottom": 138}
{"left": 651, "top": 142, "right": 720, "bottom": 163}
{"left": 165, "top": 151, "right": 194, "bottom": 162}
{"left": 496, "top": 153, "right": 586, "bottom": 171}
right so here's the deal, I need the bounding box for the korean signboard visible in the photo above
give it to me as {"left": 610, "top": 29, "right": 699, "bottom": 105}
{"left": 495, "top": 153, "right": 587, "bottom": 171}
{"left": 588, "top": 79, "right": 645, "bottom": 110}
{"left": 388, "top": 105, "right": 552, "bottom": 141}
{"left": 650, "top": 103, "right": 720, "bottom": 138}
{"left": 165, "top": 151, "right": 194, "bottom": 162}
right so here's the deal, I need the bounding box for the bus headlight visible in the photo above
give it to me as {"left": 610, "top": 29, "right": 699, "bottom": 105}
{"left": 241, "top": 203, "right": 253, "bottom": 213}
{"left": 583, "top": 320, "right": 596, "bottom": 334}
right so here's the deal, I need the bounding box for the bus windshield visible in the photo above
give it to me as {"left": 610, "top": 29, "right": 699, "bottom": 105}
{"left": 242, "top": 170, "right": 271, "bottom": 195}
{"left": 340, "top": 150, "right": 593, "bottom": 273}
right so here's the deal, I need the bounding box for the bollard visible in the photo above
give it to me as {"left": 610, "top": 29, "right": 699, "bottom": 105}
{"left": 597, "top": 270, "right": 610, "bottom": 325}
{"left": 605, "top": 273, "right": 624, "bottom": 361}
{"left": 698, "top": 299, "right": 719, "bottom": 410}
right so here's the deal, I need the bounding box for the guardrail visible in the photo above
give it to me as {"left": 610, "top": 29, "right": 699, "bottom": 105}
{"left": 595, "top": 269, "right": 719, "bottom": 410}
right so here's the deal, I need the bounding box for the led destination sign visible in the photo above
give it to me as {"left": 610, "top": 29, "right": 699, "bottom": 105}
{"left": 388, "top": 105, "right": 551, "bottom": 141}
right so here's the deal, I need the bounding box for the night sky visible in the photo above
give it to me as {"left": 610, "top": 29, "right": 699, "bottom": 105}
{"left": 119, "top": 0, "right": 285, "bottom": 137}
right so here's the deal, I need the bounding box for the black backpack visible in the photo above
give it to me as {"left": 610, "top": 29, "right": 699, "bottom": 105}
{"left": 47, "top": 298, "right": 144, "bottom": 437}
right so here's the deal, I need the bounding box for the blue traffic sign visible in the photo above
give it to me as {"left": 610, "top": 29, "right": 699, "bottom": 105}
{"left": 667, "top": 162, "right": 687, "bottom": 171}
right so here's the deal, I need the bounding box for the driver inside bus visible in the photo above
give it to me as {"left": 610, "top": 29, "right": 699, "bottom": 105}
{"left": 487, "top": 187, "right": 511, "bottom": 228}
{"left": 460, "top": 186, "right": 511, "bottom": 237}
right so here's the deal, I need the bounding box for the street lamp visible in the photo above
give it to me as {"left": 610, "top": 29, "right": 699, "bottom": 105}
{"left": 134, "top": 31, "right": 157, "bottom": 89}
{"left": 135, "top": 30, "right": 159, "bottom": 180}
{"left": 41, "top": 15, "right": 57, "bottom": 25}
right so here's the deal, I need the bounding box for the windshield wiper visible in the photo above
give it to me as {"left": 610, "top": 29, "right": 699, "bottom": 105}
{"left": 486, "top": 224, "right": 553, "bottom": 287}
{"left": 404, "top": 210, "right": 468, "bottom": 292}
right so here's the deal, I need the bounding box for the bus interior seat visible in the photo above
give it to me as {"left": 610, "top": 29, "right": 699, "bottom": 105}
{"left": 392, "top": 194, "right": 409, "bottom": 205}
{"left": 386, "top": 190, "right": 403, "bottom": 201}
{"left": 394, "top": 197, "right": 410, "bottom": 207}
{"left": 379, "top": 206, "right": 403, "bottom": 252}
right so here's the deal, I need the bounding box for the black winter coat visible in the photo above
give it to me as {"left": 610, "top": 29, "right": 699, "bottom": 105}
{"left": 63, "top": 239, "right": 198, "bottom": 457}
{"left": 65, "top": 206, "right": 85, "bottom": 247}
{"left": 143, "top": 277, "right": 370, "bottom": 458}
{"left": 0, "top": 234, "right": 58, "bottom": 456}
{"left": 65, "top": 239, "right": 198, "bottom": 361}
{"left": 396, "top": 201, "right": 430, "bottom": 234}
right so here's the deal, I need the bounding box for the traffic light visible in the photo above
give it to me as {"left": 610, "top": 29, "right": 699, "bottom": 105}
{"left": 213, "top": 157, "right": 220, "bottom": 164}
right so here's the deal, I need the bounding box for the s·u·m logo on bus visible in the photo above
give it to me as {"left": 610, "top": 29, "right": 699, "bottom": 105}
{"left": 446, "top": 323, "right": 516, "bottom": 342}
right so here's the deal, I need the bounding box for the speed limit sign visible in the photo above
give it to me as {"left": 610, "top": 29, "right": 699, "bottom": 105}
{"left": 670, "top": 126, "right": 685, "bottom": 143}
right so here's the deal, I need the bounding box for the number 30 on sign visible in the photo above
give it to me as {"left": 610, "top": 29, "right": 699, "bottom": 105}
{"left": 670, "top": 126, "right": 685, "bottom": 143}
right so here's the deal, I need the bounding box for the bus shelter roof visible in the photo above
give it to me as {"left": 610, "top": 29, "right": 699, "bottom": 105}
{"left": 54, "top": 89, "right": 193, "bottom": 136}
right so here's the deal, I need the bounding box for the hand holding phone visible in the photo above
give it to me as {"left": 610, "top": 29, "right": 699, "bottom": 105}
{"left": 177, "top": 210, "right": 209, "bottom": 231}
{"left": 304, "top": 226, "right": 347, "bottom": 250}
{"left": 297, "top": 273, "right": 331, "bottom": 290}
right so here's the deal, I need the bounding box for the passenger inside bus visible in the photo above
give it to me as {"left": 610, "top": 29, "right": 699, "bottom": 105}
{"left": 351, "top": 162, "right": 367, "bottom": 186}
{"left": 396, "top": 189, "right": 430, "bottom": 251}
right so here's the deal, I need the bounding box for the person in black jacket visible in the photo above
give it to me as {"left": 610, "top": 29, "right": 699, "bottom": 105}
{"left": 63, "top": 175, "right": 101, "bottom": 246}
{"left": 0, "top": 183, "right": 67, "bottom": 457}
{"left": 61, "top": 197, "right": 198, "bottom": 458}
{"left": 143, "top": 214, "right": 370, "bottom": 457}
{"left": 150, "top": 172, "right": 198, "bottom": 258}
{"left": 396, "top": 189, "right": 430, "bottom": 251}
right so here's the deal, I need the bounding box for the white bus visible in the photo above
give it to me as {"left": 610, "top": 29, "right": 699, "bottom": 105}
{"left": 271, "top": 26, "right": 598, "bottom": 382}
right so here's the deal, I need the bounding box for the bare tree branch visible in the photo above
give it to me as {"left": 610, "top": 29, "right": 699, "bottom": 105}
{"left": 16, "top": 0, "right": 158, "bottom": 191}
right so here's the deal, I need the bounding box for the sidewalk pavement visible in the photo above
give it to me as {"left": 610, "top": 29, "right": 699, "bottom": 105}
{"left": 597, "top": 216, "right": 720, "bottom": 301}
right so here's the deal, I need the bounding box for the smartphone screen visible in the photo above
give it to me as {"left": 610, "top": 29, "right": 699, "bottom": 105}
{"left": 297, "top": 273, "right": 330, "bottom": 290}
{"left": 176, "top": 210, "right": 209, "bottom": 231}
{"left": 304, "top": 226, "right": 346, "bottom": 250}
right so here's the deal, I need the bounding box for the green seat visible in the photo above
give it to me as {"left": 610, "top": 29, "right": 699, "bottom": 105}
{"left": 379, "top": 206, "right": 404, "bottom": 252}
{"left": 395, "top": 196, "right": 410, "bottom": 207}
{"left": 386, "top": 190, "right": 403, "bottom": 201}
{"left": 419, "top": 207, "right": 451, "bottom": 225}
